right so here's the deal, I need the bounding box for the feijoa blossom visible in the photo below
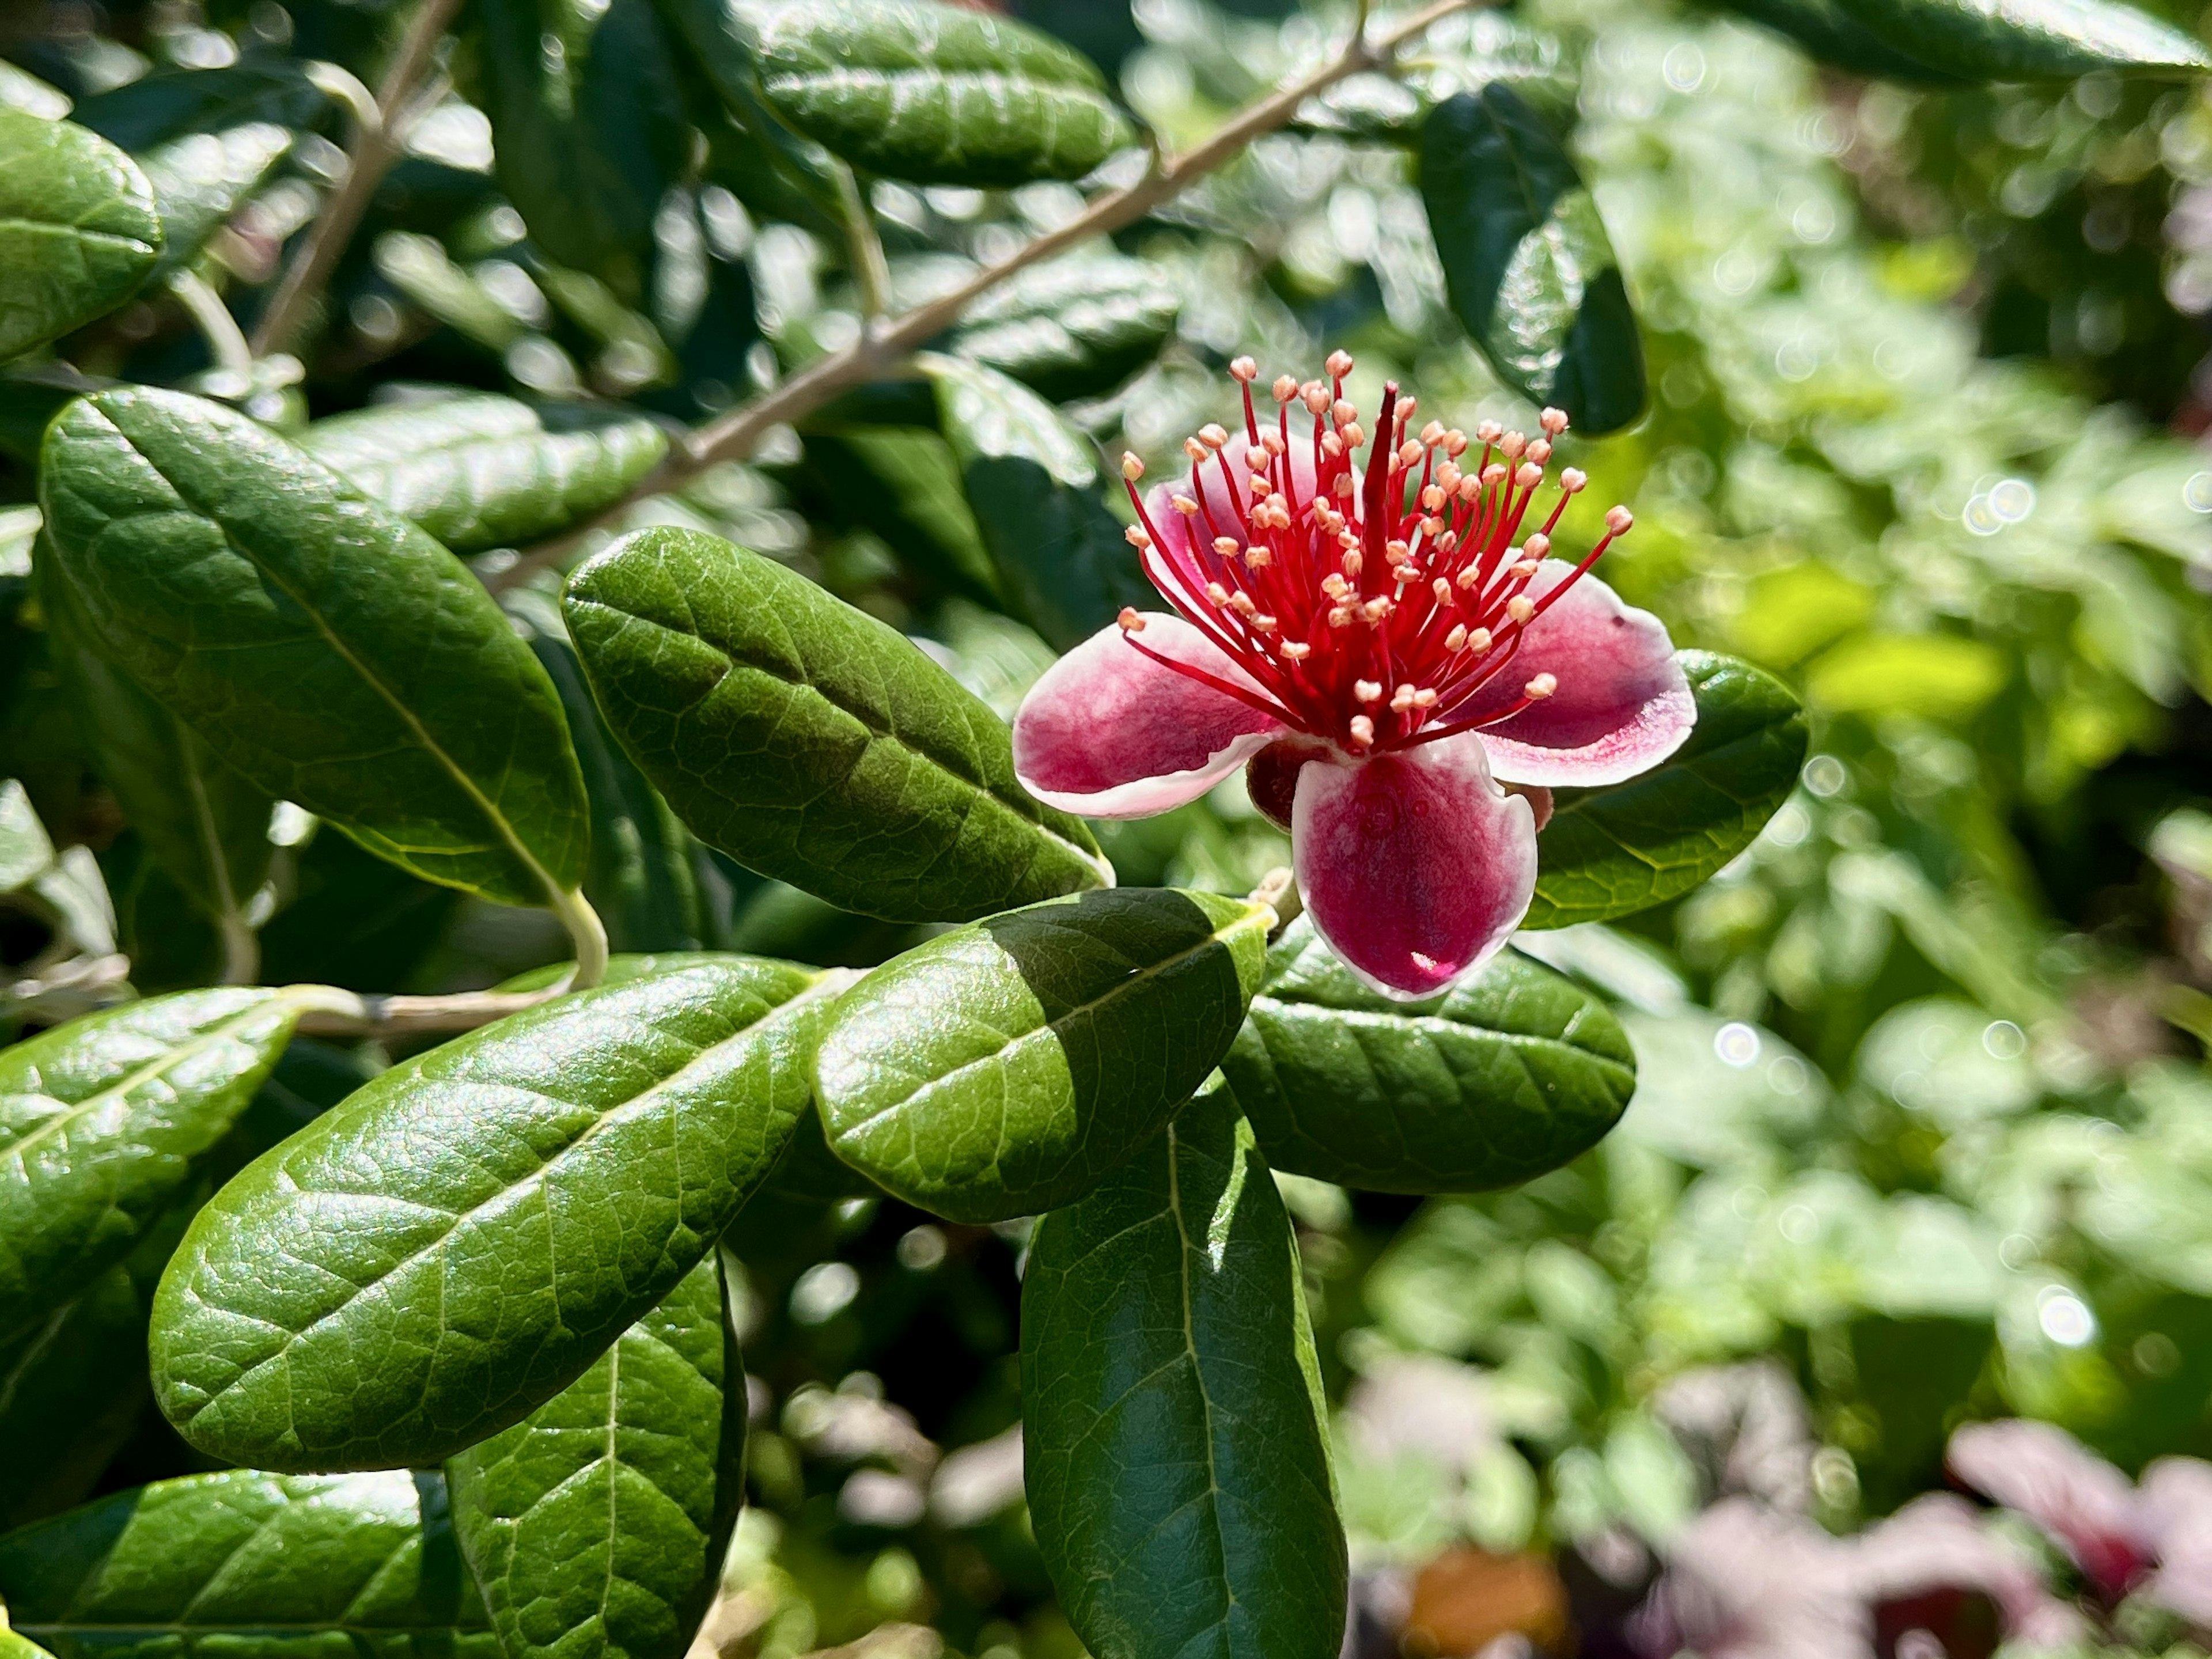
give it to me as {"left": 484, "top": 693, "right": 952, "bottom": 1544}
{"left": 1012, "top": 354, "right": 1695, "bottom": 999}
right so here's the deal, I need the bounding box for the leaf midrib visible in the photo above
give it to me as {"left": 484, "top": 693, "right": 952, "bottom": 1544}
{"left": 572, "top": 594, "right": 1105, "bottom": 881}
{"left": 832, "top": 911, "right": 1260, "bottom": 1141}
{"left": 0, "top": 995, "right": 282, "bottom": 1165}
{"left": 179, "top": 978, "right": 830, "bottom": 1422}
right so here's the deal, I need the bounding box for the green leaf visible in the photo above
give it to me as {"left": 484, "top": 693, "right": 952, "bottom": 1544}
{"left": 507, "top": 592, "right": 714, "bottom": 953}
{"left": 1419, "top": 86, "right": 1645, "bottom": 436}
{"left": 1221, "top": 917, "right": 1636, "bottom": 1194}
{"left": 303, "top": 393, "right": 669, "bottom": 555}
{"left": 814, "top": 887, "right": 1272, "bottom": 1222}
{"left": 257, "top": 826, "right": 460, "bottom": 994}
{"left": 729, "top": 0, "right": 1134, "bottom": 186}
{"left": 1705, "top": 0, "right": 1964, "bottom": 81}
{"left": 0, "top": 1268, "right": 146, "bottom": 1529}
{"left": 0, "top": 987, "right": 302, "bottom": 1344}
{"left": 70, "top": 63, "right": 330, "bottom": 153}
{"left": 138, "top": 123, "right": 296, "bottom": 278}
{"left": 0, "top": 1204, "right": 194, "bottom": 1529}
{"left": 0, "top": 1630, "right": 53, "bottom": 1659}
{"left": 950, "top": 253, "right": 1179, "bottom": 402}
{"left": 923, "top": 354, "right": 1153, "bottom": 652}
{"left": 39, "top": 386, "right": 592, "bottom": 912}
{"left": 790, "top": 427, "right": 1003, "bottom": 604}
{"left": 1293, "top": 17, "right": 1580, "bottom": 142}
{"left": 1022, "top": 1081, "right": 1346, "bottom": 1659}
{"left": 150, "top": 958, "right": 836, "bottom": 1471}
{"left": 0, "top": 107, "right": 161, "bottom": 363}
{"left": 1832, "top": 0, "right": 2212, "bottom": 75}
{"left": 446, "top": 1255, "right": 742, "bottom": 1659}
{"left": 0, "top": 1469, "right": 497, "bottom": 1659}
{"left": 471, "top": 0, "right": 694, "bottom": 297}
{"left": 563, "top": 524, "right": 1108, "bottom": 923}
{"left": 39, "top": 555, "right": 274, "bottom": 953}
{"left": 0, "top": 779, "right": 52, "bottom": 895}
{"left": 1524, "top": 651, "right": 1809, "bottom": 930}
{"left": 658, "top": 0, "right": 847, "bottom": 237}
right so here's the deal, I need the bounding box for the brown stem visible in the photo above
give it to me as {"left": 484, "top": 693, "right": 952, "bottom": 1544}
{"left": 250, "top": 0, "right": 464, "bottom": 358}
{"left": 486, "top": 0, "right": 1479, "bottom": 593}
{"left": 293, "top": 987, "right": 566, "bottom": 1041}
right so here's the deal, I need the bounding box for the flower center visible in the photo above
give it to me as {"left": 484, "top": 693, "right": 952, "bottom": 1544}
{"left": 1116, "top": 352, "right": 1634, "bottom": 755}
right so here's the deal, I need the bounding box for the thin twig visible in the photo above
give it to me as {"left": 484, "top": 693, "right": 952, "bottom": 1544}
{"left": 293, "top": 987, "right": 565, "bottom": 1041}
{"left": 487, "top": 0, "right": 1479, "bottom": 593}
{"left": 251, "top": 0, "right": 464, "bottom": 358}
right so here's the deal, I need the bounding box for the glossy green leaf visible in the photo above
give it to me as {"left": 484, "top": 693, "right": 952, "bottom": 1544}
{"left": 0, "top": 107, "right": 161, "bottom": 363}
{"left": 729, "top": 0, "right": 1134, "bottom": 186}
{"left": 564, "top": 524, "right": 1108, "bottom": 923}
{"left": 1525, "top": 651, "right": 1809, "bottom": 930}
{"left": 1294, "top": 16, "right": 1580, "bottom": 141}
{"left": 39, "top": 557, "right": 273, "bottom": 953}
{"left": 1221, "top": 917, "right": 1637, "bottom": 1194}
{"left": 471, "top": 0, "right": 693, "bottom": 297}
{"left": 39, "top": 386, "right": 591, "bottom": 911}
{"left": 507, "top": 593, "right": 714, "bottom": 953}
{"left": 151, "top": 958, "right": 836, "bottom": 1471}
{"left": 0, "top": 1469, "right": 497, "bottom": 1659}
{"left": 304, "top": 393, "right": 669, "bottom": 554}
{"left": 0, "top": 779, "right": 51, "bottom": 895}
{"left": 0, "top": 1630, "right": 53, "bottom": 1659}
{"left": 138, "top": 123, "right": 295, "bottom": 277}
{"left": 950, "top": 253, "right": 1179, "bottom": 402}
{"left": 1707, "top": 0, "right": 1964, "bottom": 81}
{"left": 1832, "top": 0, "right": 2212, "bottom": 75}
{"left": 0, "top": 987, "right": 301, "bottom": 1344}
{"left": 1022, "top": 1081, "right": 1346, "bottom": 1659}
{"left": 70, "top": 63, "right": 329, "bottom": 153}
{"left": 923, "top": 354, "right": 1153, "bottom": 652}
{"left": 1420, "top": 86, "right": 1645, "bottom": 435}
{"left": 814, "top": 887, "right": 1272, "bottom": 1222}
{"left": 447, "top": 1255, "right": 741, "bottom": 1659}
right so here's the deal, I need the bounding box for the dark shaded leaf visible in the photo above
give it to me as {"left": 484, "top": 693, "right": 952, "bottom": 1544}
{"left": 1834, "top": 0, "right": 2212, "bottom": 75}
{"left": 1525, "top": 651, "right": 1809, "bottom": 930}
{"left": 39, "top": 387, "right": 592, "bottom": 912}
{"left": 151, "top": 959, "right": 836, "bottom": 1471}
{"left": 471, "top": 0, "right": 694, "bottom": 297}
{"left": 1419, "top": 85, "right": 1645, "bottom": 435}
{"left": 507, "top": 591, "right": 714, "bottom": 954}
{"left": 1022, "top": 1081, "right": 1346, "bottom": 1659}
{"left": 0, "top": 108, "right": 161, "bottom": 362}
{"left": 39, "top": 555, "right": 273, "bottom": 957}
{"left": 302, "top": 393, "right": 669, "bottom": 554}
{"left": 1222, "top": 917, "right": 1636, "bottom": 1194}
{"left": 814, "top": 887, "right": 1272, "bottom": 1222}
{"left": 0, "top": 1469, "right": 498, "bottom": 1659}
{"left": 923, "top": 354, "right": 1152, "bottom": 652}
{"left": 447, "top": 1256, "right": 743, "bottom": 1659}
{"left": 69, "top": 63, "right": 329, "bottom": 153}
{"left": 563, "top": 525, "right": 1109, "bottom": 923}
{"left": 1705, "top": 0, "right": 1964, "bottom": 81}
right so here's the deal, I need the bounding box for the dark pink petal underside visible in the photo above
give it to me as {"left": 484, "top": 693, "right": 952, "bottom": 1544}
{"left": 1454, "top": 561, "right": 1695, "bottom": 787}
{"left": 1291, "top": 732, "right": 1536, "bottom": 1001}
{"left": 1013, "top": 613, "right": 1282, "bottom": 818}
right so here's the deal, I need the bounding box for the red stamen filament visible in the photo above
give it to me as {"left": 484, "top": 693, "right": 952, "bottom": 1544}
{"left": 1117, "top": 359, "right": 1634, "bottom": 754}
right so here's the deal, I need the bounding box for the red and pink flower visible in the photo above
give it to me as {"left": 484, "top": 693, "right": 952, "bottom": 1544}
{"left": 1012, "top": 353, "right": 1695, "bottom": 999}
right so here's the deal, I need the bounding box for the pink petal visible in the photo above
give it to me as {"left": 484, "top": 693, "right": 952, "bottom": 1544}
{"left": 1141, "top": 433, "right": 1319, "bottom": 611}
{"left": 1450, "top": 561, "right": 1695, "bottom": 787}
{"left": 1013, "top": 613, "right": 1282, "bottom": 818}
{"left": 1947, "top": 1420, "right": 2153, "bottom": 1598}
{"left": 1291, "top": 730, "right": 1535, "bottom": 1001}
{"left": 1853, "top": 1494, "right": 2085, "bottom": 1648}
{"left": 2138, "top": 1457, "right": 2212, "bottom": 1622}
